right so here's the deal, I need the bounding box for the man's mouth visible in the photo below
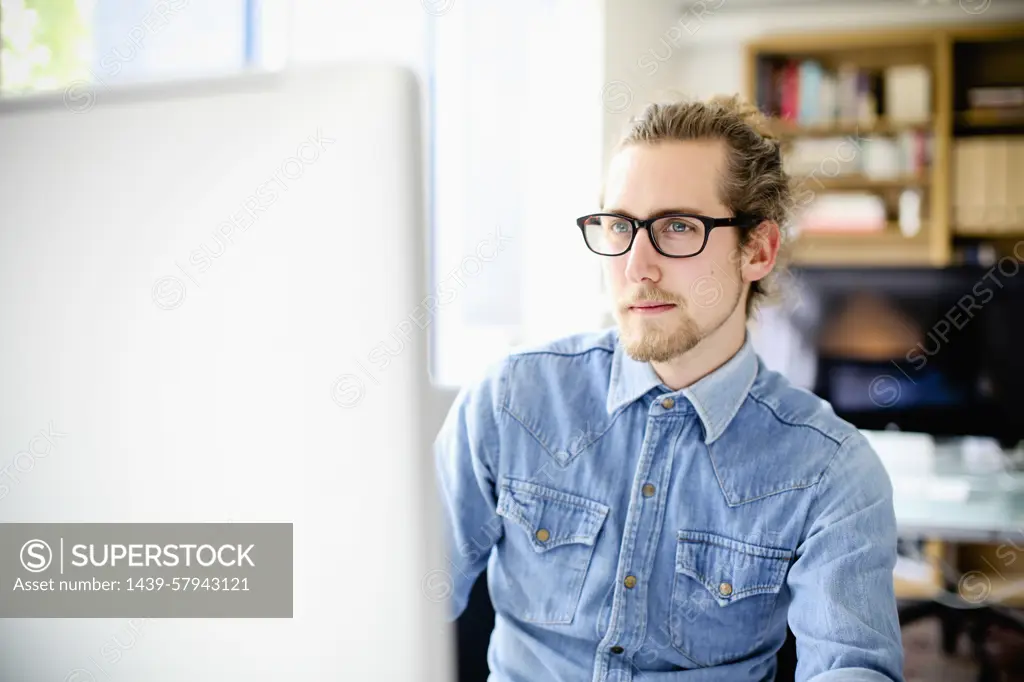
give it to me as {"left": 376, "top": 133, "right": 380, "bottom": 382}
{"left": 628, "top": 302, "right": 676, "bottom": 315}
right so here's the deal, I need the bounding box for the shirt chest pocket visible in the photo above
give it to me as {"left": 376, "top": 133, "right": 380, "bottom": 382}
{"left": 495, "top": 477, "right": 609, "bottom": 625}
{"left": 669, "top": 530, "right": 791, "bottom": 667}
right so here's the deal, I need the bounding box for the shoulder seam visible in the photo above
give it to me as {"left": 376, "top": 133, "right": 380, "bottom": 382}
{"left": 818, "top": 430, "right": 872, "bottom": 489}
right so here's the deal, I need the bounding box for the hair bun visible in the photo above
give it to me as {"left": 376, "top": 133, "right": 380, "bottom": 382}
{"left": 707, "top": 93, "right": 779, "bottom": 142}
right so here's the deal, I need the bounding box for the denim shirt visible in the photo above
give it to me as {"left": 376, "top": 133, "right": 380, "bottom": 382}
{"left": 434, "top": 327, "right": 904, "bottom": 682}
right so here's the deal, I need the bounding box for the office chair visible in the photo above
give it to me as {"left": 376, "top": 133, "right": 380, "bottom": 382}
{"left": 456, "top": 571, "right": 800, "bottom": 681}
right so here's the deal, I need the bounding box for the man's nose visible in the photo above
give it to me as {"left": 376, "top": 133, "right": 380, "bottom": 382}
{"left": 624, "top": 228, "right": 662, "bottom": 283}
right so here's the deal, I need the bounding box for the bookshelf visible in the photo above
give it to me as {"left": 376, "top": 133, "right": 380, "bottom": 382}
{"left": 745, "top": 23, "right": 1024, "bottom": 268}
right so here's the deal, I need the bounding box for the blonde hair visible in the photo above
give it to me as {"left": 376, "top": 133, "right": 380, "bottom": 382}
{"left": 609, "top": 94, "right": 794, "bottom": 316}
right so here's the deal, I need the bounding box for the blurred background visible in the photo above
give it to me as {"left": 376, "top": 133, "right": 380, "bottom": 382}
{"left": 4, "top": 0, "right": 1024, "bottom": 680}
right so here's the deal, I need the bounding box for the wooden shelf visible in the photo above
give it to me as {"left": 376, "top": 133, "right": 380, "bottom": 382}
{"left": 747, "top": 26, "right": 940, "bottom": 53}
{"left": 789, "top": 229, "right": 933, "bottom": 267}
{"left": 957, "top": 108, "right": 1024, "bottom": 128}
{"left": 770, "top": 119, "right": 934, "bottom": 138}
{"left": 793, "top": 174, "right": 930, "bottom": 191}
{"left": 894, "top": 577, "right": 942, "bottom": 601}
{"left": 953, "top": 224, "right": 1024, "bottom": 237}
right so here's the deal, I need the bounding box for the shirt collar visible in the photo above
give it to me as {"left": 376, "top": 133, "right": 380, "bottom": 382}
{"left": 606, "top": 331, "right": 759, "bottom": 445}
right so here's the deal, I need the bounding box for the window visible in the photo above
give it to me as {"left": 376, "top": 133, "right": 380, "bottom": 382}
{"left": 0, "top": 0, "right": 286, "bottom": 98}
{"left": 428, "top": 0, "right": 607, "bottom": 388}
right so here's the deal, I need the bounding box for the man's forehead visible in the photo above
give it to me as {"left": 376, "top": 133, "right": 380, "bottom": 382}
{"left": 602, "top": 140, "right": 726, "bottom": 213}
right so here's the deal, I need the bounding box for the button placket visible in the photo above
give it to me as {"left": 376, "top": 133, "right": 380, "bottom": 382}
{"left": 594, "top": 408, "right": 681, "bottom": 681}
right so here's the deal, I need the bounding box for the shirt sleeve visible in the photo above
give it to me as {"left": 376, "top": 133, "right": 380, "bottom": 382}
{"left": 432, "top": 358, "right": 507, "bottom": 622}
{"left": 786, "top": 431, "right": 905, "bottom": 682}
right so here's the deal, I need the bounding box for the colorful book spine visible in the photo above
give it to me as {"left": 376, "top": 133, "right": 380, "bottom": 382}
{"left": 781, "top": 61, "right": 799, "bottom": 122}
{"left": 798, "top": 60, "right": 822, "bottom": 126}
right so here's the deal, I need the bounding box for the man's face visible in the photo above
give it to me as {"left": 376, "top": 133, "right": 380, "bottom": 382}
{"left": 600, "top": 139, "right": 746, "bottom": 363}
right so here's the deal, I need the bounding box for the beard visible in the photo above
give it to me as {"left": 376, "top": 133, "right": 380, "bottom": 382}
{"left": 614, "top": 283, "right": 739, "bottom": 363}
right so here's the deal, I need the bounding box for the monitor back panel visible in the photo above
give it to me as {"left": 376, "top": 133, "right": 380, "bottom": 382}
{"left": 0, "top": 65, "right": 451, "bottom": 682}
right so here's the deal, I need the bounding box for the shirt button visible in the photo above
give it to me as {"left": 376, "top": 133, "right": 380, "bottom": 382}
{"left": 661, "top": 397, "right": 675, "bottom": 409}
{"left": 623, "top": 575, "right": 637, "bottom": 589}
{"left": 719, "top": 582, "right": 733, "bottom": 597}
{"left": 610, "top": 645, "right": 624, "bottom": 654}
{"left": 535, "top": 528, "right": 550, "bottom": 542}
{"left": 641, "top": 483, "right": 656, "bottom": 497}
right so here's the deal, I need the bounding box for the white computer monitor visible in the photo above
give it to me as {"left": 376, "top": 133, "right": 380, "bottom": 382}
{"left": 0, "top": 64, "right": 452, "bottom": 682}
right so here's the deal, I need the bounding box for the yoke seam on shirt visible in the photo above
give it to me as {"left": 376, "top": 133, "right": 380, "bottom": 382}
{"left": 706, "top": 388, "right": 846, "bottom": 505}
{"left": 508, "top": 344, "right": 614, "bottom": 360}
{"left": 746, "top": 390, "right": 845, "bottom": 447}
{"left": 501, "top": 402, "right": 557, "bottom": 460}
{"left": 499, "top": 347, "right": 625, "bottom": 463}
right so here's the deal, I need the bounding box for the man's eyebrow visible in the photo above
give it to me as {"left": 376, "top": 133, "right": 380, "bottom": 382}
{"left": 601, "top": 207, "right": 707, "bottom": 218}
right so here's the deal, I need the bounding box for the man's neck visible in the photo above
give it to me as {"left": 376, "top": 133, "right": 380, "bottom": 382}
{"left": 649, "top": 315, "right": 748, "bottom": 391}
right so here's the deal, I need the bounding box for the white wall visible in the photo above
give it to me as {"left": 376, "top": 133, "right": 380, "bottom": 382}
{"left": 602, "top": 0, "right": 689, "bottom": 171}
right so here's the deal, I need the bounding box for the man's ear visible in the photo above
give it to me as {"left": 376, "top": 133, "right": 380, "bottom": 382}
{"left": 739, "top": 221, "right": 780, "bottom": 285}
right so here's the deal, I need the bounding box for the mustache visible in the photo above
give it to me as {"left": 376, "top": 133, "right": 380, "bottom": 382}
{"left": 620, "top": 286, "right": 685, "bottom": 308}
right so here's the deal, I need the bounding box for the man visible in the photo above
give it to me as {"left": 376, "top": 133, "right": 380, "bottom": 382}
{"left": 434, "top": 94, "right": 904, "bottom": 681}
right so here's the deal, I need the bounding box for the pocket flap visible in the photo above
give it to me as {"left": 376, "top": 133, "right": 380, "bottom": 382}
{"left": 497, "top": 477, "right": 609, "bottom": 553}
{"left": 675, "top": 530, "right": 791, "bottom": 606}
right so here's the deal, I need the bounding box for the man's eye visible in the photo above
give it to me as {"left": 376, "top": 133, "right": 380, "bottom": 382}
{"left": 667, "top": 221, "right": 691, "bottom": 233}
{"left": 610, "top": 221, "right": 631, "bottom": 233}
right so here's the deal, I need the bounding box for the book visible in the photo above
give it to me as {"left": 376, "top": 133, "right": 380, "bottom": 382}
{"left": 781, "top": 61, "right": 800, "bottom": 122}
{"left": 984, "top": 139, "right": 1009, "bottom": 227}
{"left": 968, "top": 86, "right": 1024, "bottom": 109}
{"left": 798, "top": 60, "right": 823, "bottom": 125}
{"left": 884, "top": 65, "right": 931, "bottom": 124}
{"left": 1011, "top": 138, "right": 1024, "bottom": 227}
{"left": 798, "top": 192, "right": 887, "bottom": 233}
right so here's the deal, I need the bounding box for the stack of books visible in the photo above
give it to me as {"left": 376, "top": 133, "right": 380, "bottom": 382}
{"left": 953, "top": 136, "right": 1024, "bottom": 232}
{"left": 796, "top": 192, "right": 888, "bottom": 234}
{"left": 962, "top": 86, "right": 1024, "bottom": 126}
{"left": 784, "top": 131, "right": 931, "bottom": 179}
{"left": 756, "top": 59, "right": 932, "bottom": 127}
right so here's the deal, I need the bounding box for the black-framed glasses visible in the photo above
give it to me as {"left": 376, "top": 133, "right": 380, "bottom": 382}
{"left": 575, "top": 212, "right": 760, "bottom": 258}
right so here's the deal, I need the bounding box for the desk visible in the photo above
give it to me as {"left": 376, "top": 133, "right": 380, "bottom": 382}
{"left": 884, "top": 440, "right": 1024, "bottom": 539}
{"left": 883, "top": 439, "right": 1024, "bottom": 681}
